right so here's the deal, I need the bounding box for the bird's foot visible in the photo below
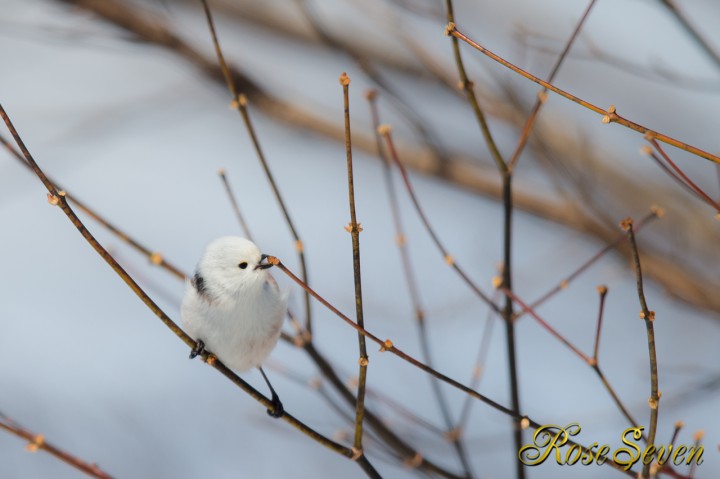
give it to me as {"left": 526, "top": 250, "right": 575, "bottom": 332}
{"left": 189, "top": 340, "right": 205, "bottom": 360}
{"left": 266, "top": 392, "right": 284, "bottom": 418}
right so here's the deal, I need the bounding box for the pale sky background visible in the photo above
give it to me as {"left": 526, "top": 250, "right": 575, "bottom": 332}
{"left": 1, "top": 1, "right": 719, "bottom": 478}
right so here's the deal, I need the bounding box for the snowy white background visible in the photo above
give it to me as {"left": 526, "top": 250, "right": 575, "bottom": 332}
{"left": 1, "top": 0, "right": 719, "bottom": 478}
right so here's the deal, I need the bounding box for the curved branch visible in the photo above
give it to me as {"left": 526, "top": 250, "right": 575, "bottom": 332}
{"left": 0, "top": 103, "right": 381, "bottom": 479}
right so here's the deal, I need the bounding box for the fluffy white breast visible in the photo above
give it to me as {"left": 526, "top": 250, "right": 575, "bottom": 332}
{"left": 180, "top": 237, "right": 287, "bottom": 372}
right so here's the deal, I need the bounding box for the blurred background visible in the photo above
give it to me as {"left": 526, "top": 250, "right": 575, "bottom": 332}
{"left": 1, "top": 0, "right": 719, "bottom": 477}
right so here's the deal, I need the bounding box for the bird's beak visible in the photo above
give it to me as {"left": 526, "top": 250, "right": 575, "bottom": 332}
{"left": 255, "top": 254, "right": 273, "bottom": 270}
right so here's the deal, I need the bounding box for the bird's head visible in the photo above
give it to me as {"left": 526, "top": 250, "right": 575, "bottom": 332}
{"left": 196, "top": 236, "right": 273, "bottom": 297}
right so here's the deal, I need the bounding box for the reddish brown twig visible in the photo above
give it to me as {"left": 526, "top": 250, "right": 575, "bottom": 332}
{"left": 502, "top": 287, "right": 591, "bottom": 363}
{"left": 0, "top": 103, "right": 380, "bottom": 479}
{"left": 0, "top": 129, "right": 458, "bottom": 479}
{"left": 270, "top": 255, "right": 516, "bottom": 415}
{"left": 507, "top": 0, "right": 598, "bottom": 171}
{"left": 445, "top": 23, "right": 720, "bottom": 165}
{"left": 645, "top": 139, "right": 720, "bottom": 213}
{"left": 0, "top": 133, "right": 187, "bottom": 280}
{"left": 269, "top": 255, "right": 663, "bottom": 479}
{"left": 367, "top": 89, "right": 475, "bottom": 477}
{"left": 0, "top": 413, "right": 113, "bottom": 479}
{"left": 503, "top": 285, "right": 643, "bottom": 433}
{"left": 378, "top": 125, "right": 499, "bottom": 313}
{"left": 523, "top": 209, "right": 659, "bottom": 315}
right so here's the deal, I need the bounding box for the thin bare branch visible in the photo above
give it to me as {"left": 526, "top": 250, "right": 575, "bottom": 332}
{"left": 503, "top": 287, "right": 590, "bottom": 363}
{"left": 218, "top": 168, "right": 254, "bottom": 241}
{"left": 622, "top": 218, "right": 660, "bottom": 479}
{"left": 646, "top": 139, "right": 720, "bottom": 212}
{"left": 340, "top": 73, "right": 370, "bottom": 456}
{"left": 0, "top": 127, "right": 462, "bottom": 479}
{"left": 273, "top": 256, "right": 644, "bottom": 476}
{"left": 47, "top": 0, "right": 720, "bottom": 315}
{"left": 270, "top": 255, "right": 516, "bottom": 415}
{"left": 591, "top": 366, "right": 643, "bottom": 436}
{"left": 444, "top": 0, "right": 506, "bottom": 172}
{"left": 0, "top": 103, "right": 381, "bottom": 479}
{"left": 446, "top": 23, "right": 720, "bottom": 165}
{"left": 658, "top": 0, "right": 720, "bottom": 71}
{"left": 499, "top": 169, "right": 523, "bottom": 479}
{"left": 0, "top": 413, "right": 114, "bottom": 479}
{"left": 523, "top": 210, "right": 659, "bottom": 315}
{"left": 296, "top": 0, "right": 447, "bottom": 162}
{"left": 456, "top": 294, "right": 498, "bottom": 430}
{"left": 592, "top": 286, "right": 608, "bottom": 362}
{"left": 198, "top": 0, "right": 314, "bottom": 335}
{"left": 379, "top": 126, "right": 500, "bottom": 313}
{"left": 302, "top": 343, "right": 464, "bottom": 479}
{"left": 507, "top": 0, "right": 598, "bottom": 171}
{"left": 367, "top": 90, "right": 475, "bottom": 478}
{"left": 0, "top": 133, "right": 188, "bottom": 280}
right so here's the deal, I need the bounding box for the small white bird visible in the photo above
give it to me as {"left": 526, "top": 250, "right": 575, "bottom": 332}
{"left": 181, "top": 236, "right": 287, "bottom": 417}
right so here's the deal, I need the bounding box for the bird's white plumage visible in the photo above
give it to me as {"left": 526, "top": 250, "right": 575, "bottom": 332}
{"left": 181, "top": 237, "right": 287, "bottom": 372}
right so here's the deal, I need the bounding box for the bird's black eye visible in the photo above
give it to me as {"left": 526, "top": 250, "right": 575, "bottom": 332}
{"left": 238, "top": 262, "right": 248, "bottom": 269}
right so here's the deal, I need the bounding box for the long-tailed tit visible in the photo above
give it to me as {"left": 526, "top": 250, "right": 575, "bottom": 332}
{"left": 181, "top": 237, "right": 287, "bottom": 417}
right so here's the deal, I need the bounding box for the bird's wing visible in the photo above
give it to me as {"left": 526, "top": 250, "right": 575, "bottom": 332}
{"left": 192, "top": 271, "right": 213, "bottom": 304}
